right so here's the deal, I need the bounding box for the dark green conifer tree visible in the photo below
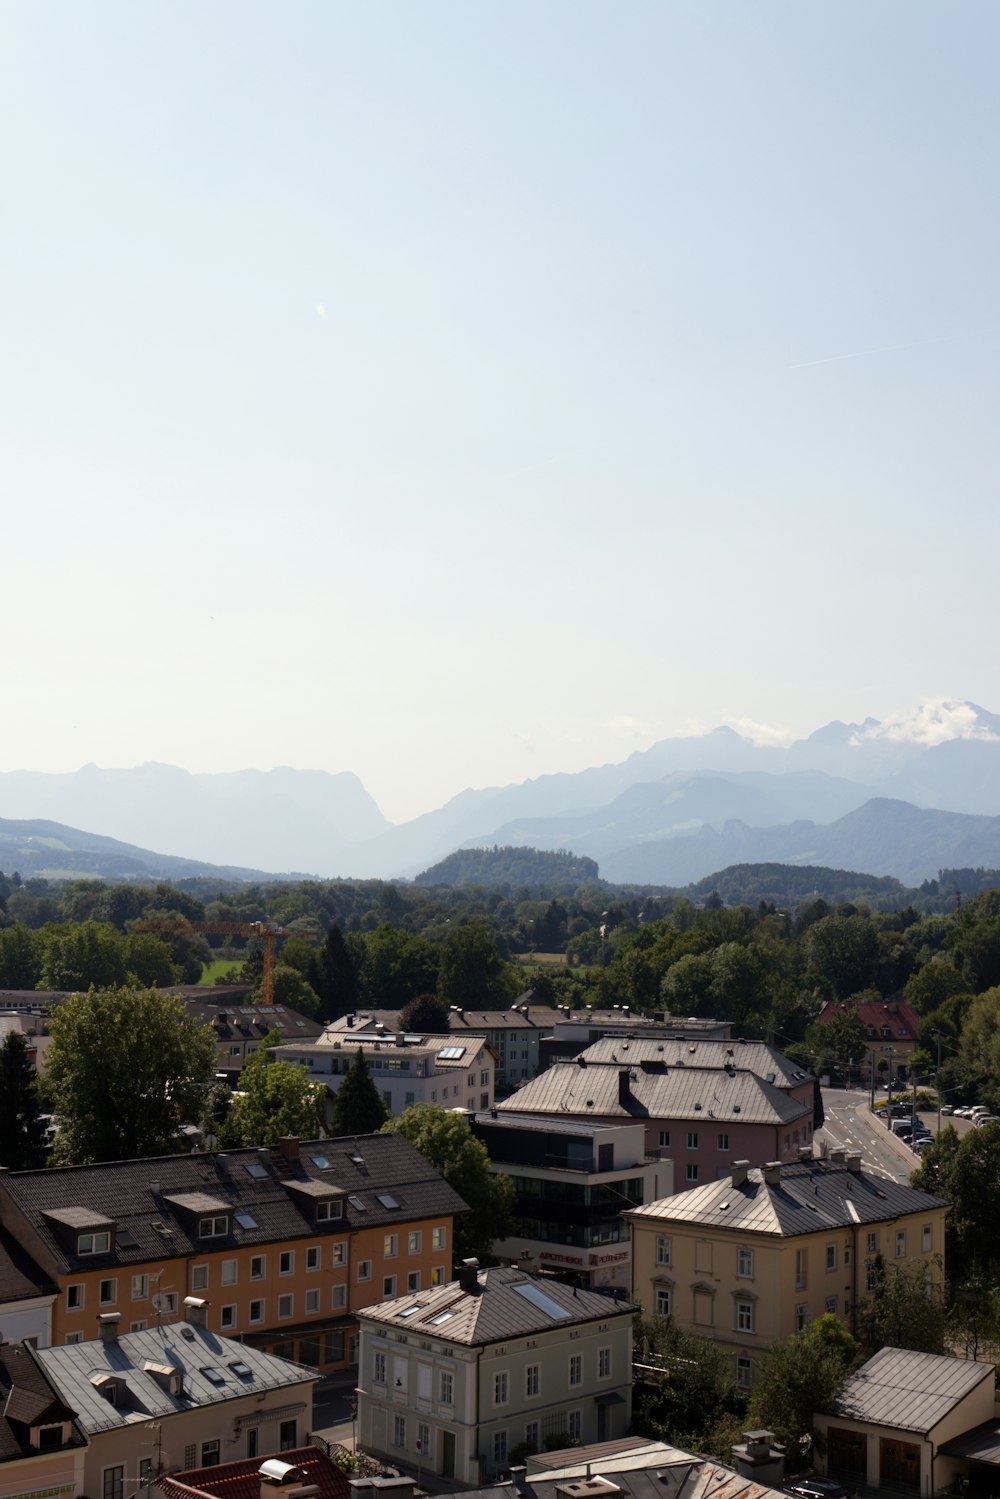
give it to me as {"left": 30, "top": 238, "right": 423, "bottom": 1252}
{"left": 0, "top": 1032, "right": 47, "bottom": 1169}
{"left": 327, "top": 1049, "right": 388, "bottom": 1137}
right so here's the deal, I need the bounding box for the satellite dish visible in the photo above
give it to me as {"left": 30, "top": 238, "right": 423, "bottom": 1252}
{"left": 151, "top": 1293, "right": 172, "bottom": 1314}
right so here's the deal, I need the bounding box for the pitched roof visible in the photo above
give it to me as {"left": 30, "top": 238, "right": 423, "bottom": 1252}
{"left": 327, "top": 1007, "right": 563, "bottom": 1034}
{"left": 2, "top": 1133, "right": 468, "bottom": 1272}
{"left": 578, "top": 1037, "right": 813, "bottom": 1090}
{"left": 0, "top": 1225, "right": 56, "bottom": 1305}
{"left": 497, "top": 1060, "right": 811, "bottom": 1127}
{"left": 0, "top": 1341, "right": 83, "bottom": 1461}
{"left": 825, "top": 1347, "right": 994, "bottom": 1433}
{"left": 357, "top": 1264, "right": 634, "bottom": 1346}
{"left": 36, "top": 1320, "right": 316, "bottom": 1435}
{"left": 172, "top": 995, "right": 324, "bottom": 1044}
{"left": 450, "top": 1447, "right": 787, "bottom": 1499}
{"left": 817, "top": 997, "right": 921, "bottom": 1041}
{"left": 628, "top": 1159, "right": 948, "bottom": 1236}
{"left": 155, "top": 1445, "right": 350, "bottom": 1499}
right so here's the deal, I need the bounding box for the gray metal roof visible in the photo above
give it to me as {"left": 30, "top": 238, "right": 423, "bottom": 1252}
{"left": 357, "top": 1265, "right": 634, "bottom": 1346}
{"left": 450, "top": 1445, "right": 788, "bottom": 1499}
{"left": 36, "top": 1319, "right": 315, "bottom": 1435}
{"left": 497, "top": 1060, "right": 810, "bottom": 1127}
{"left": 579, "top": 1038, "right": 813, "bottom": 1090}
{"left": 825, "top": 1348, "right": 994, "bottom": 1434}
{"left": 940, "top": 1420, "right": 1000, "bottom": 1464}
{"left": 628, "top": 1159, "right": 948, "bottom": 1236}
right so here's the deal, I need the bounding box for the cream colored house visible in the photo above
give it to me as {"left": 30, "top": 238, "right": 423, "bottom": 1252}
{"left": 34, "top": 1300, "right": 316, "bottom": 1493}
{"left": 627, "top": 1151, "right": 948, "bottom": 1390}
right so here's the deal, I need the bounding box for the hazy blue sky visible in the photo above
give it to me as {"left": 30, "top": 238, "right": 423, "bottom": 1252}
{"left": 2, "top": 2, "right": 998, "bottom": 822}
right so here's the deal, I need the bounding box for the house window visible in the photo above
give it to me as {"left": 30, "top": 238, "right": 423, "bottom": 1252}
{"left": 896, "top": 1230, "right": 906, "bottom": 1258}
{"left": 131, "top": 1274, "right": 148, "bottom": 1301}
{"left": 826, "top": 1245, "right": 837, "bottom": 1271}
{"left": 567, "top": 1410, "right": 582, "bottom": 1441}
{"left": 736, "top": 1356, "right": 753, "bottom": 1389}
{"left": 440, "top": 1370, "right": 454, "bottom": 1404}
{"left": 201, "top": 1438, "right": 221, "bottom": 1466}
{"left": 795, "top": 1303, "right": 807, "bottom": 1332}
{"left": 658, "top": 1130, "right": 670, "bottom": 1148}
{"left": 656, "top": 1236, "right": 672, "bottom": 1266}
{"left": 198, "top": 1216, "right": 228, "bottom": 1239}
{"left": 393, "top": 1415, "right": 407, "bottom": 1449}
{"left": 494, "top": 1370, "right": 509, "bottom": 1405}
{"left": 405, "top": 1091, "right": 415, "bottom": 1106}
{"left": 481, "top": 1070, "right": 489, "bottom": 1085}
{"left": 305, "top": 1288, "right": 321, "bottom": 1313}
{"left": 432, "top": 1227, "right": 446, "bottom": 1250}
{"left": 251, "top": 1255, "right": 266, "bottom": 1279}
{"left": 795, "top": 1248, "right": 807, "bottom": 1289}
{"left": 737, "top": 1247, "right": 753, "bottom": 1278}
{"left": 280, "top": 1250, "right": 294, "bottom": 1275}
{"left": 103, "top": 1465, "right": 124, "bottom": 1499}
{"left": 130, "top": 1319, "right": 147, "bottom": 1332}
{"left": 408, "top": 1271, "right": 421, "bottom": 1292}
{"left": 374, "top": 1351, "right": 387, "bottom": 1383}
{"left": 332, "top": 1283, "right": 347, "bottom": 1309}
{"left": 332, "top": 1242, "right": 346, "bottom": 1265}
{"left": 922, "top": 1225, "right": 933, "bottom": 1252}
{"left": 598, "top": 1346, "right": 611, "bottom": 1379}
{"left": 385, "top": 1234, "right": 398, "bottom": 1258}
{"left": 568, "top": 1353, "right": 582, "bottom": 1387}
{"left": 316, "top": 1199, "right": 343, "bottom": 1221}
{"left": 278, "top": 1293, "right": 293, "bottom": 1319}
{"left": 99, "top": 1278, "right": 117, "bottom": 1305}
{"left": 65, "top": 1331, "right": 83, "bottom": 1345}
{"left": 686, "top": 1164, "right": 699, "bottom": 1182}
{"left": 736, "top": 1298, "right": 754, "bottom": 1333}
{"left": 687, "top": 1131, "right": 699, "bottom": 1149}
{"left": 67, "top": 1284, "right": 84, "bottom": 1311}
{"left": 417, "top": 1421, "right": 430, "bottom": 1456}
{"left": 383, "top": 1276, "right": 396, "bottom": 1298}
{"left": 192, "top": 1264, "right": 209, "bottom": 1292}
{"left": 159, "top": 1292, "right": 178, "bottom": 1315}
{"left": 38, "top": 1423, "right": 65, "bottom": 1448}
{"left": 493, "top": 1429, "right": 508, "bottom": 1466}
{"left": 221, "top": 1258, "right": 237, "bottom": 1285}
{"left": 866, "top": 1231, "right": 878, "bottom": 1254}
{"left": 409, "top": 1230, "right": 422, "bottom": 1253}
{"left": 826, "top": 1295, "right": 838, "bottom": 1314}
{"left": 79, "top": 1230, "right": 111, "bottom": 1256}
{"left": 249, "top": 1299, "right": 265, "bottom": 1324}
{"left": 526, "top": 1363, "right": 540, "bottom": 1398}
{"left": 279, "top": 1419, "right": 297, "bottom": 1451}
{"left": 220, "top": 1304, "right": 236, "bottom": 1329}
{"left": 718, "top": 1133, "right": 730, "bottom": 1151}
{"left": 525, "top": 1420, "right": 539, "bottom": 1450}
{"left": 307, "top": 1246, "right": 320, "bottom": 1272}
{"left": 656, "top": 1286, "right": 672, "bottom": 1316}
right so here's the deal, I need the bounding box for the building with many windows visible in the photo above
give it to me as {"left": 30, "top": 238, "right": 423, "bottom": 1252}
{"left": 272, "top": 1031, "right": 497, "bottom": 1118}
{"left": 0, "top": 1134, "right": 466, "bottom": 1375}
{"left": 470, "top": 1113, "right": 670, "bottom": 1291}
{"left": 627, "top": 1152, "right": 948, "bottom": 1391}
{"left": 357, "top": 1260, "right": 634, "bottom": 1486}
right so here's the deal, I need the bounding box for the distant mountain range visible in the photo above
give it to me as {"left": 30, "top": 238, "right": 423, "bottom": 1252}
{"left": 4, "top": 698, "right": 1000, "bottom": 885}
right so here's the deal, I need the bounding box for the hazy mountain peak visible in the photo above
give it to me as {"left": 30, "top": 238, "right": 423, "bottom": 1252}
{"left": 851, "top": 698, "right": 1000, "bottom": 748}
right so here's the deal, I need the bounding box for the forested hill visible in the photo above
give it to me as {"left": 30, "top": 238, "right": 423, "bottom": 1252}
{"left": 414, "top": 845, "right": 601, "bottom": 889}
{"left": 686, "top": 864, "right": 907, "bottom": 908}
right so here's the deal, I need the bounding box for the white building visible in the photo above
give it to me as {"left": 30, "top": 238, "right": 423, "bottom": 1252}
{"left": 273, "top": 1031, "right": 497, "bottom": 1121}
{"left": 357, "top": 1260, "right": 634, "bottom": 1486}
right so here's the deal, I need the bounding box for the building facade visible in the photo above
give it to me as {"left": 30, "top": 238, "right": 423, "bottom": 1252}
{"left": 273, "top": 1033, "right": 497, "bottom": 1120}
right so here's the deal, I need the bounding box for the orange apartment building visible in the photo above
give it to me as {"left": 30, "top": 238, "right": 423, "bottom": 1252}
{"left": 0, "top": 1133, "right": 467, "bottom": 1375}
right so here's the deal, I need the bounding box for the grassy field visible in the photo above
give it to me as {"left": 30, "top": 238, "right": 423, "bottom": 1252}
{"left": 199, "top": 959, "right": 240, "bottom": 985}
{"left": 513, "top": 952, "right": 569, "bottom": 967}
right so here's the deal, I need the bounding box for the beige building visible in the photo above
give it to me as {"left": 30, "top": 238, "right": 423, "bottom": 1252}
{"left": 35, "top": 1301, "right": 317, "bottom": 1492}
{"left": 628, "top": 1151, "right": 948, "bottom": 1391}
{"left": 274, "top": 1031, "right": 498, "bottom": 1119}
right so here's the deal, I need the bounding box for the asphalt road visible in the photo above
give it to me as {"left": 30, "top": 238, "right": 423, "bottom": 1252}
{"left": 816, "top": 1087, "right": 974, "bottom": 1181}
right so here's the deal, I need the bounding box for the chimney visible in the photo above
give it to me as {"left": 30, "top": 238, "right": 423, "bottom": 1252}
{"left": 184, "top": 1296, "right": 209, "bottom": 1328}
{"left": 457, "top": 1258, "right": 481, "bottom": 1293}
{"left": 98, "top": 1313, "right": 121, "bottom": 1343}
{"left": 396, "top": 1032, "right": 405, "bottom": 1045}
{"left": 829, "top": 1148, "right": 846, "bottom": 1165}
{"left": 617, "top": 1069, "right": 631, "bottom": 1106}
{"left": 846, "top": 1152, "right": 862, "bottom": 1173}
{"left": 762, "top": 1161, "right": 782, "bottom": 1186}
{"left": 259, "top": 1460, "right": 314, "bottom": 1499}
{"left": 279, "top": 1135, "right": 300, "bottom": 1161}
{"left": 347, "top": 1014, "right": 355, "bottom": 1028}
{"left": 731, "top": 1430, "right": 785, "bottom": 1488}
{"left": 731, "top": 1160, "right": 750, "bottom": 1187}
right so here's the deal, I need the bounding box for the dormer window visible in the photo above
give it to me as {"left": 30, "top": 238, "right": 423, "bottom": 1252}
{"left": 316, "top": 1200, "right": 343, "bottom": 1222}
{"left": 36, "top": 1423, "right": 66, "bottom": 1449}
{"left": 198, "top": 1215, "right": 229, "bottom": 1238}
{"left": 78, "top": 1230, "right": 111, "bottom": 1255}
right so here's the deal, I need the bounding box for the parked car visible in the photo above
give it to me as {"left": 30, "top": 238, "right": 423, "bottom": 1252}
{"left": 786, "top": 1481, "right": 848, "bottom": 1499}
{"left": 912, "top": 1138, "right": 935, "bottom": 1153}
{"left": 975, "top": 1115, "right": 999, "bottom": 1128}
{"left": 940, "top": 1105, "right": 954, "bottom": 1116}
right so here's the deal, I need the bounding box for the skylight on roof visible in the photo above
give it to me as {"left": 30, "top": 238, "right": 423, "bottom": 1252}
{"left": 310, "top": 1155, "right": 330, "bottom": 1169}
{"left": 399, "top": 1306, "right": 421, "bottom": 1317}
{"left": 201, "top": 1367, "right": 225, "bottom": 1385}
{"left": 245, "top": 1162, "right": 269, "bottom": 1179}
{"left": 437, "top": 1046, "right": 466, "bottom": 1060}
{"left": 348, "top": 1195, "right": 367, "bottom": 1211}
{"left": 376, "top": 1193, "right": 399, "bottom": 1209}
{"left": 228, "top": 1360, "right": 253, "bottom": 1378}
{"left": 511, "top": 1282, "right": 571, "bottom": 1320}
{"left": 235, "top": 1213, "right": 258, "bottom": 1230}
{"left": 430, "top": 1310, "right": 455, "bottom": 1325}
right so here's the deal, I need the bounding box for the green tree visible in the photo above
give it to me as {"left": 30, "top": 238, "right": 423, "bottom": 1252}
{"left": 314, "top": 922, "right": 360, "bottom": 1021}
{"left": 0, "top": 924, "right": 43, "bottom": 989}
{"left": 912, "top": 1122, "right": 1000, "bottom": 1284}
{"left": 359, "top": 925, "right": 439, "bottom": 1009}
{"left": 437, "top": 924, "right": 515, "bottom": 1010}
{"left": 328, "top": 1049, "right": 389, "bottom": 1137}
{"left": 226, "top": 1056, "right": 325, "bottom": 1146}
{"left": 122, "top": 932, "right": 179, "bottom": 987}
{"left": 660, "top": 952, "right": 714, "bottom": 1016}
{"left": 904, "top": 959, "right": 967, "bottom": 1015}
{"left": 807, "top": 1005, "right": 868, "bottom": 1081}
{"left": 860, "top": 1257, "right": 946, "bottom": 1355}
{"left": 46, "top": 985, "right": 216, "bottom": 1164}
{"left": 400, "top": 992, "right": 451, "bottom": 1033}
{"left": 0, "top": 1032, "right": 47, "bottom": 1168}
{"left": 633, "top": 1317, "right": 742, "bottom": 1454}
{"left": 251, "top": 963, "right": 320, "bottom": 1018}
{"left": 746, "top": 1316, "right": 860, "bottom": 1470}
{"left": 41, "top": 921, "right": 130, "bottom": 991}
{"left": 384, "top": 1104, "right": 512, "bottom": 1262}
{"left": 801, "top": 914, "right": 880, "bottom": 999}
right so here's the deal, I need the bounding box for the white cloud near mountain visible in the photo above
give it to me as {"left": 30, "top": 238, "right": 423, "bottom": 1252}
{"left": 853, "top": 698, "right": 1000, "bottom": 747}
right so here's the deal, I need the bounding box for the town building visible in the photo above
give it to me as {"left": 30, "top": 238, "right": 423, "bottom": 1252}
{"left": 155, "top": 1448, "right": 352, "bottom": 1499}
{"left": 356, "top": 1260, "right": 634, "bottom": 1486}
{"left": 470, "top": 1113, "right": 670, "bottom": 1291}
{"left": 816, "top": 996, "right": 921, "bottom": 1085}
{"left": 539, "top": 1011, "right": 733, "bottom": 1071}
{"left": 0, "top": 1226, "right": 56, "bottom": 1347}
{"left": 0, "top": 1008, "right": 53, "bottom": 1073}
{"left": 171, "top": 993, "right": 324, "bottom": 1079}
{"left": 272, "top": 1031, "right": 498, "bottom": 1119}
{"left": 35, "top": 1300, "right": 317, "bottom": 1491}
{"left": 815, "top": 1346, "right": 997, "bottom": 1496}
{"left": 627, "top": 1152, "right": 949, "bottom": 1391}
{"left": 576, "top": 1036, "right": 815, "bottom": 1113}
{"left": 496, "top": 1057, "right": 815, "bottom": 1186}
{"left": 0, "top": 1339, "right": 85, "bottom": 1499}
{"left": 0, "top": 1133, "right": 466, "bottom": 1375}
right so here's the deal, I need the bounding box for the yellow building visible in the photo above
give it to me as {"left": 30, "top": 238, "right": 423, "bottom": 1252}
{"left": 627, "top": 1151, "right": 948, "bottom": 1391}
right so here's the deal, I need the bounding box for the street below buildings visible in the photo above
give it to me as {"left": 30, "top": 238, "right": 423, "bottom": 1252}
{"left": 817, "top": 1086, "right": 974, "bottom": 1182}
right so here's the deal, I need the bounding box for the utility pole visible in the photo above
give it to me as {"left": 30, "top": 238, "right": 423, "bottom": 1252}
{"left": 936, "top": 1034, "right": 942, "bottom": 1135}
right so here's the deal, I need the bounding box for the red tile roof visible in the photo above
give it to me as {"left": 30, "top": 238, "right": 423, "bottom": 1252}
{"left": 155, "top": 1446, "right": 351, "bottom": 1499}
{"left": 817, "top": 997, "right": 921, "bottom": 1041}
